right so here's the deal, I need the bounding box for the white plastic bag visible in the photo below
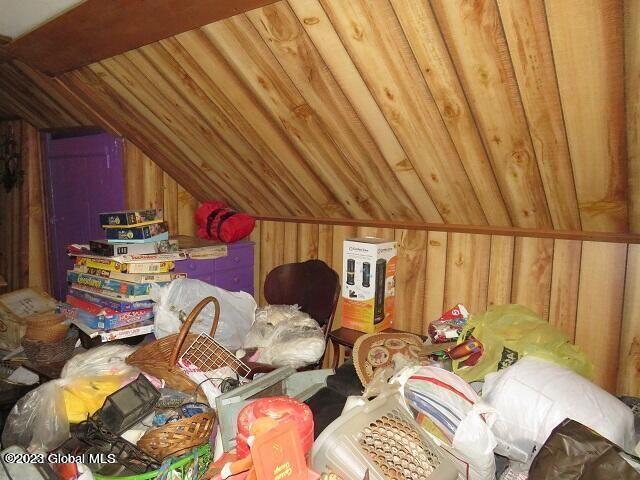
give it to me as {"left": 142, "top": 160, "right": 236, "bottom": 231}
{"left": 453, "top": 405, "right": 498, "bottom": 480}
{"left": 2, "top": 344, "right": 139, "bottom": 452}
{"left": 480, "top": 356, "right": 636, "bottom": 469}
{"left": 151, "top": 279, "right": 256, "bottom": 349}
{"left": 244, "top": 305, "right": 325, "bottom": 368}
{"left": 393, "top": 366, "right": 497, "bottom": 480}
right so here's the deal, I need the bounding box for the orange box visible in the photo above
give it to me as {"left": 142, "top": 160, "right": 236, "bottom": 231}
{"left": 342, "top": 237, "right": 397, "bottom": 333}
{"left": 252, "top": 421, "right": 309, "bottom": 480}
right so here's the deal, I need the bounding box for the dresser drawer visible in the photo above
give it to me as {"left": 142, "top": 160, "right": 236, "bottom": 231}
{"left": 214, "top": 269, "right": 253, "bottom": 292}
{"left": 174, "top": 259, "right": 213, "bottom": 276}
{"left": 213, "top": 244, "right": 254, "bottom": 272}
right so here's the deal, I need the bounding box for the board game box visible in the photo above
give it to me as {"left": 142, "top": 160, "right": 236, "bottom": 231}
{"left": 89, "top": 239, "right": 177, "bottom": 256}
{"left": 69, "top": 287, "right": 155, "bottom": 312}
{"left": 66, "top": 270, "right": 155, "bottom": 296}
{"left": 74, "top": 265, "right": 186, "bottom": 284}
{"left": 75, "top": 256, "right": 174, "bottom": 274}
{"left": 105, "top": 221, "right": 169, "bottom": 241}
{"left": 99, "top": 208, "right": 163, "bottom": 227}
{"left": 61, "top": 296, "right": 153, "bottom": 330}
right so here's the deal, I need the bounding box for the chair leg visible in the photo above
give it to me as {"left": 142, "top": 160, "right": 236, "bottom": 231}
{"left": 331, "top": 339, "right": 340, "bottom": 369}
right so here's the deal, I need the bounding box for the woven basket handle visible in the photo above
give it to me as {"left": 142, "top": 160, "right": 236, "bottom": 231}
{"left": 169, "top": 296, "right": 221, "bottom": 367}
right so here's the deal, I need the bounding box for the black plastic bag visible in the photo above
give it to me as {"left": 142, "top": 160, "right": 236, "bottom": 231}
{"left": 529, "top": 419, "right": 640, "bottom": 480}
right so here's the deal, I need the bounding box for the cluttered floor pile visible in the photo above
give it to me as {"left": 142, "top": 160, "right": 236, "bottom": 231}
{"left": 0, "top": 297, "right": 638, "bottom": 480}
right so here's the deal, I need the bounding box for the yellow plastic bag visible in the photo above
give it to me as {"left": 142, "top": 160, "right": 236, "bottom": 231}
{"left": 452, "top": 304, "right": 592, "bottom": 382}
{"left": 62, "top": 376, "right": 128, "bottom": 423}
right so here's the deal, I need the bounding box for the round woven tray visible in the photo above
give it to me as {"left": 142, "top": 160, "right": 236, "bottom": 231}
{"left": 352, "top": 332, "right": 425, "bottom": 386}
{"left": 21, "top": 327, "right": 78, "bottom": 365}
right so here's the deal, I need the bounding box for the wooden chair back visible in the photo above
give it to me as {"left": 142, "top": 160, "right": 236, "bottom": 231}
{"left": 263, "top": 259, "right": 341, "bottom": 361}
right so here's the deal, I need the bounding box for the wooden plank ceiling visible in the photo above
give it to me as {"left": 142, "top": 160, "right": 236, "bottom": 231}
{"left": 0, "top": 0, "right": 634, "bottom": 233}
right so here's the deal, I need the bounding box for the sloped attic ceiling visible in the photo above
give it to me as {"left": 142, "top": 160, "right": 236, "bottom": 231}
{"left": 0, "top": 0, "right": 637, "bottom": 234}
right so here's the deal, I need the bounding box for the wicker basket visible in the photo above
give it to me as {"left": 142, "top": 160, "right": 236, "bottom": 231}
{"left": 24, "top": 312, "right": 69, "bottom": 342}
{"left": 21, "top": 327, "right": 78, "bottom": 365}
{"left": 137, "top": 411, "right": 216, "bottom": 461}
{"left": 126, "top": 297, "right": 221, "bottom": 392}
{"left": 25, "top": 320, "right": 69, "bottom": 343}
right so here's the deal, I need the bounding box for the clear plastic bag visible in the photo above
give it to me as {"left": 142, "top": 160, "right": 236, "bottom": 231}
{"left": 2, "top": 344, "right": 139, "bottom": 452}
{"left": 151, "top": 278, "right": 256, "bottom": 349}
{"left": 244, "top": 305, "right": 325, "bottom": 368}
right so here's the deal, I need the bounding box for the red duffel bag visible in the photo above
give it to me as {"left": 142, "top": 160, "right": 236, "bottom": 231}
{"left": 195, "top": 201, "right": 256, "bottom": 243}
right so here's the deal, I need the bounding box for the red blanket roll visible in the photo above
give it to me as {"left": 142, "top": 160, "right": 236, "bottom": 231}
{"left": 195, "top": 201, "right": 256, "bottom": 243}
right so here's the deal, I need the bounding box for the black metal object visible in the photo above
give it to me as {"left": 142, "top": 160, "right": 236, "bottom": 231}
{"left": 68, "top": 419, "right": 160, "bottom": 474}
{"left": 0, "top": 124, "right": 23, "bottom": 193}
{"left": 96, "top": 374, "right": 160, "bottom": 435}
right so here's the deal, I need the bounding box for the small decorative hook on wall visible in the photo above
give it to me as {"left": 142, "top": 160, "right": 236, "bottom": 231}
{"left": 0, "top": 124, "right": 23, "bottom": 192}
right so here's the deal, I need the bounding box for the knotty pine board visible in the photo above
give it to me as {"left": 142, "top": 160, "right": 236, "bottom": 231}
{"left": 432, "top": 0, "right": 552, "bottom": 229}
{"left": 575, "top": 242, "right": 627, "bottom": 392}
{"left": 486, "top": 235, "right": 515, "bottom": 308}
{"left": 511, "top": 237, "right": 554, "bottom": 320}
{"left": 205, "top": 14, "right": 386, "bottom": 219}
{"left": 123, "top": 140, "right": 198, "bottom": 237}
{"left": 620, "top": 244, "right": 640, "bottom": 395}
{"left": 321, "top": 0, "right": 486, "bottom": 224}
{"left": 626, "top": 0, "right": 640, "bottom": 233}
{"left": 546, "top": 0, "right": 627, "bottom": 232}
{"left": 390, "top": 0, "right": 510, "bottom": 227}
{"left": 289, "top": 0, "right": 441, "bottom": 222}
{"left": 497, "top": 0, "right": 581, "bottom": 230}
{"left": 0, "top": 120, "right": 50, "bottom": 294}
{"left": 248, "top": 2, "right": 420, "bottom": 221}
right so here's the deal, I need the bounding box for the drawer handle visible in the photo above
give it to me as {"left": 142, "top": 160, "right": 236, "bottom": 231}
{"left": 233, "top": 256, "right": 241, "bottom": 263}
{"left": 233, "top": 276, "right": 239, "bottom": 283}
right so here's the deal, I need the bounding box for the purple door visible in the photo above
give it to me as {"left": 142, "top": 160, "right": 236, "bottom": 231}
{"left": 44, "top": 132, "right": 125, "bottom": 301}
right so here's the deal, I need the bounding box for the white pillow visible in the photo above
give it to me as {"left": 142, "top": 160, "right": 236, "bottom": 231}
{"left": 479, "top": 356, "right": 636, "bottom": 468}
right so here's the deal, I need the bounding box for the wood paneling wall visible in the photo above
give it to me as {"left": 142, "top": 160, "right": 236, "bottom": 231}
{"left": 0, "top": 120, "right": 50, "bottom": 294}
{"left": 0, "top": 60, "right": 109, "bottom": 130}
{"left": 123, "top": 141, "right": 199, "bottom": 236}
{"left": 1, "top": 0, "right": 637, "bottom": 234}
{"left": 252, "top": 219, "right": 639, "bottom": 395}
{"left": 0, "top": 0, "right": 617, "bottom": 233}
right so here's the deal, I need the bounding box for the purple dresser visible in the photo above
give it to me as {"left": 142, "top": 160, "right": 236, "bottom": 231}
{"left": 174, "top": 240, "right": 255, "bottom": 295}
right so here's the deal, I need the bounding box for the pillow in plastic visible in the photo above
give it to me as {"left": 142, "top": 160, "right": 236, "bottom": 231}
{"left": 479, "top": 356, "right": 636, "bottom": 469}
{"left": 244, "top": 305, "right": 325, "bottom": 368}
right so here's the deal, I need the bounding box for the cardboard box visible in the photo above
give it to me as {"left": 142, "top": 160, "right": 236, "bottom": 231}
{"left": 0, "top": 287, "right": 57, "bottom": 349}
{"left": 342, "top": 237, "right": 397, "bottom": 333}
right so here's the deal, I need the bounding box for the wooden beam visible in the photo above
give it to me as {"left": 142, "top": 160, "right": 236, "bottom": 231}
{"left": 254, "top": 215, "right": 640, "bottom": 244}
{"left": 5, "top": 0, "right": 279, "bottom": 75}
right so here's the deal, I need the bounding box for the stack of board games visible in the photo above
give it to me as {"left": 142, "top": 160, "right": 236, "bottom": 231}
{"left": 61, "top": 208, "right": 187, "bottom": 342}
